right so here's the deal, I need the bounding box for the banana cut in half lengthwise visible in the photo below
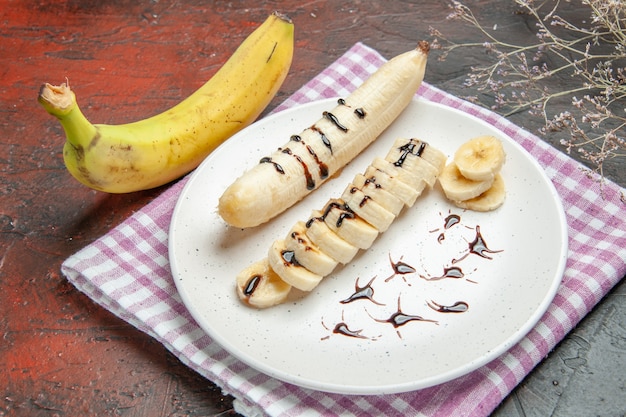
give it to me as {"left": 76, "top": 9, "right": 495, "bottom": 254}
{"left": 38, "top": 12, "right": 294, "bottom": 193}
{"left": 236, "top": 138, "right": 445, "bottom": 308}
{"left": 219, "top": 41, "right": 431, "bottom": 228}
{"left": 438, "top": 135, "right": 507, "bottom": 212}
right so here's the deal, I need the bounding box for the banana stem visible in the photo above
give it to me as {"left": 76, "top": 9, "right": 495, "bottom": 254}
{"left": 38, "top": 82, "right": 97, "bottom": 148}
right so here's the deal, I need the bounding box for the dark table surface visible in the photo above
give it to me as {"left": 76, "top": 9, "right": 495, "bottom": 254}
{"left": 1, "top": 1, "right": 624, "bottom": 416}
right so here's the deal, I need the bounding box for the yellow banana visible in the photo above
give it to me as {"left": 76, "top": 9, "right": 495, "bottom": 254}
{"left": 38, "top": 12, "right": 294, "bottom": 193}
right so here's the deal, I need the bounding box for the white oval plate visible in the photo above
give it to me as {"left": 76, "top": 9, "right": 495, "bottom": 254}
{"left": 169, "top": 97, "right": 568, "bottom": 395}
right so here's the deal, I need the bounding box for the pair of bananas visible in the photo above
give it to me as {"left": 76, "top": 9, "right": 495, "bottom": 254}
{"left": 38, "top": 12, "right": 294, "bottom": 193}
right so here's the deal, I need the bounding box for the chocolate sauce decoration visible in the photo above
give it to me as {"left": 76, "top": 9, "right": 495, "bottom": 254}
{"left": 259, "top": 156, "right": 284, "bottom": 174}
{"left": 243, "top": 274, "right": 261, "bottom": 297}
{"left": 437, "top": 213, "right": 461, "bottom": 243}
{"left": 290, "top": 134, "right": 329, "bottom": 179}
{"left": 323, "top": 111, "right": 348, "bottom": 132}
{"left": 340, "top": 276, "right": 384, "bottom": 305}
{"left": 453, "top": 225, "right": 503, "bottom": 263}
{"left": 427, "top": 300, "right": 469, "bottom": 313}
{"left": 384, "top": 254, "right": 416, "bottom": 282}
{"left": 309, "top": 125, "right": 333, "bottom": 154}
{"left": 280, "top": 147, "right": 315, "bottom": 190}
{"left": 370, "top": 297, "right": 438, "bottom": 338}
{"left": 420, "top": 266, "right": 464, "bottom": 281}
{"left": 333, "top": 322, "right": 367, "bottom": 339}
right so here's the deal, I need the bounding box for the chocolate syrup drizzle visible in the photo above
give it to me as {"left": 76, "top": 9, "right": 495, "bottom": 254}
{"left": 384, "top": 254, "right": 417, "bottom": 283}
{"left": 453, "top": 225, "right": 503, "bottom": 263}
{"left": 393, "top": 139, "right": 428, "bottom": 167}
{"left": 306, "top": 200, "right": 355, "bottom": 229}
{"left": 370, "top": 298, "right": 438, "bottom": 338}
{"left": 420, "top": 266, "right": 465, "bottom": 281}
{"left": 427, "top": 300, "right": 469, "bottom": 313}
{"left": 258, "top": 101, "right": 364, "bottom": 187}
{"left": 333, "top": 322, "right": 367, "bottom": 339}
{"left": 243, "top": 274, "right": 261, "bottom": 297}
{"left": 340, "top": 276, "right": 384, "bottom": 305}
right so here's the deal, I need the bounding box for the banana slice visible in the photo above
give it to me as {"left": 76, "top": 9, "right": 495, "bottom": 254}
{"left": 305, "top": 212, "right": 360, "bottom": 264}
{"left": 371, "top": 157, "right": 428, "bottom": 191}
{"left": 438, "top": 162, "right": 494, "bottom": 202}
{"left": 351, "top": 173, "right": 404, "bottom": 217}
{"left": 363, "top": 166, "right": 425, "bottom": 207}
{"left": 268, "top": 239, "right": 323, "bottom": 291}
{"left": 236, "top": 259, "right": 292, "bottom": 308}
{"left": 453, "top": 135, "right": 505, "bottom": 181}
{"left": 340, "top": 185, "right": 396, "bottom": 232}
{"left": 320, "top": 199, "right": 379, "bottom": 249}
{"left": 386, "top": 138, "right": 448, "bottom": 176}
{"left": 285, "top": 221, "right": 338, "bottom": 276}
{"left": 454, "top": 173, "right": 506, "bottom": 212}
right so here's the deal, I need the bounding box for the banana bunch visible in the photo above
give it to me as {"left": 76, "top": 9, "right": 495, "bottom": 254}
{"left": 438, "top": 135, "right": 506, "bottom": 211}
{"left": 219, "top": 42, "right": 431, "bottom": 228}
{"left": 236, "top": 137, "right": 446, "bottom": 309}
{"left": 38, "top": 12, "right": 294, "bottom": 193}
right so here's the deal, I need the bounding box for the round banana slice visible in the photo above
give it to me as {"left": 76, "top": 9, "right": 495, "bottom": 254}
{"left": 363, "top": 165, "right": 425, "bottom": 207}
{"left": 285, "top": 221, "right": 338, "bottom": 276}
{"left": 321, "top": 198, "right": 379, "bottom": 249}
{"left": 371, "top": 157, "right": 428, "bottom": 190}
{"left": 438, "top": 162, "right": 494, "bottom": 202}
{"left": 236, "top": 259, "right": 292, "bottom": 309}
{"left": 305, "top": 211, "right": 359, "bottom": 264}
{"left": 341, "top": 185, "right": 396, "bottom": 232}
{"left": 453, "top": 135, "right": 505, "bottom": 181}
{"left": 268, "top": 239, "right": 323, "bottom": 292}
{"left": 385, "top": 138, "right": 447, "bottom": 177}
{"left": 454, "top": 173, "right": 506, "bottom": 212}
{"left": 352, "top": 173, "right": 404, "bottom": 217}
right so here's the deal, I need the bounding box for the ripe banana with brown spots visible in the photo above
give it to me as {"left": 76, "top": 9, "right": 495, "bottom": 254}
{"left": 38, "top": 12, "right": 294, "bottom": 193}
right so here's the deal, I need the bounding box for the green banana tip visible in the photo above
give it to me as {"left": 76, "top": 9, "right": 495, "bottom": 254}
{"left": 38, "top": 81, "right": 76, "bottom": 116}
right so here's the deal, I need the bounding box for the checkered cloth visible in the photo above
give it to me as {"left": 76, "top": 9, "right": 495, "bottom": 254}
{"left": 62, "top": 43, "right": 626, "bottom": 417}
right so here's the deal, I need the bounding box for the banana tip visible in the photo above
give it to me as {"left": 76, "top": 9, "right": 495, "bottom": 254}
{"left": 417, "top": 40, "right": 430, "bottom": 54}
{"left": 272, "top": 11, "right": 292, "bottom": 24}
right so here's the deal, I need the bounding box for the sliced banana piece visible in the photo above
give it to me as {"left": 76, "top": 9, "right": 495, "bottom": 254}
{"left": 438, "top": 162, "right": 494, "bottom": 202}
{"left": 320, "top": 199, "right": 379, "bottom": 249}
{"left": 454, "top": 173, "right": 506, "bottom": 212}
{"left": 236, "top": 259, "right": 292, "bottom": 309}
{"left": 454, "top": 135, "right": 505, "bottom": 181}
{"left": 305, "top": 212, "right": 359, "bottom": 264}
{"left": 351, "top": 173, "right": 404, "bottom": 217}
{"left": 371, "top": 157, "right": 428, "bottom": 190}
{"left": 363, "top": 165, "right": 425, "bottom": 207}
{"left": 285, "top": 221, "right": 338, "bottom": 276}
{"left": 386, "top": 138, "right": 448, "bottom": 176}
{"left": 340, "top": 185, "right": 396, "bottom": 232}
{"left": 268, "top": 239, "right": 323, "bottom": 291}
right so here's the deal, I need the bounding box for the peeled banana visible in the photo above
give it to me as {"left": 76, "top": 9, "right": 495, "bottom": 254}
{"left": 38, "top": 12, "right": 294, "bottom": 193}
{"left": 219, "top": 42, "right": 431, "bottom": 228}
{"left": 438, "top": 135, "right": 507, "bottom": 211}
{"left": 236, "top": 137, "right": 445, "bottom": 308}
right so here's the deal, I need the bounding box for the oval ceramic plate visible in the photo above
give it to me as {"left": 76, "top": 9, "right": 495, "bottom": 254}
{"left": 169, "top": 97, "right": 568, "bottom": 395}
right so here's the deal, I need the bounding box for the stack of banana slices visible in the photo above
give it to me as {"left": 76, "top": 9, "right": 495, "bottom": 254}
{"left": 438, "top": 135, "right": 507, "bottom": 212}
{"left": 236, "top": 138, "right": 447, "bottom": 308}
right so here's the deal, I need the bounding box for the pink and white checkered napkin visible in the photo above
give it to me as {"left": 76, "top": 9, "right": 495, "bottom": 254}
{"left": 62, "top": 42, "right": 626, "bottom": 417}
